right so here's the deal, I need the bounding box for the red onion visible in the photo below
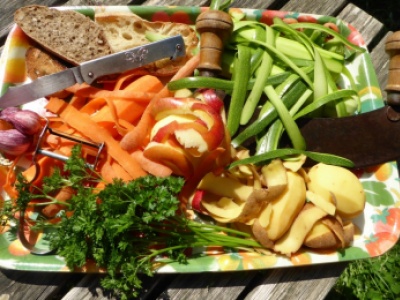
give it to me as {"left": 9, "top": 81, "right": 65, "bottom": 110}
{"left": 0, "top": 129, "right": 32, "bottom": 156}
{"left": 5, "top": 110, "right": 42, "bottom": 135}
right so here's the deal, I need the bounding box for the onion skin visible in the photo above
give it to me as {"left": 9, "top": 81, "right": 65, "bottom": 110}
{"left": 3, "top": 110, "right": 42, "bottom": 135}
{"left": 0, "top": 107, "right": 21, "bottom": 120}
{"left": 0, "top": 129, "right": 32, "bottom": 156}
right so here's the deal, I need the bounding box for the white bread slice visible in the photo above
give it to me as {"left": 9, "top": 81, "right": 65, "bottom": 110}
{"left": 14, "top": 6, "right": 112, "bottom": 65}
{"left": 95, "top": 12, "right": 199, "bottom": 76}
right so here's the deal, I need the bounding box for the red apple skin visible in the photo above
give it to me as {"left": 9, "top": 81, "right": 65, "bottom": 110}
{"left": 143, "top": 142, "right": 193, "bottom": 177}
{"left": 152, "top": 121, "right": 179, "bottom": 143}
{"left": 197, "top": 89, "right": 224, "bottom": 113}
{"left": 191, "top": 189, "right": 206, "bottom": 213}
{"left": 151, "top": 97, "right": 188, "bottom": 119}
{"left": 150, "top": 97, "right": 225, "bottom": 152}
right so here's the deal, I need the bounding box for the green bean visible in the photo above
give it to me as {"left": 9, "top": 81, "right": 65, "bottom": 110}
{"left": 227, "top": 44, "right": 252, "bottom": 136}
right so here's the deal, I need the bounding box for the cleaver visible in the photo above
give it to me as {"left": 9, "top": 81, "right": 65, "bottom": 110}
{"left": 299, "top": 31, "right": 400, "bottom": 169}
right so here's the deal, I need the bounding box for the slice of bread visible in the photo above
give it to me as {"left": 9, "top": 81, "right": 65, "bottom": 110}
{"left": 95, "top": 12, "right": 199, "bottom": 76}
{"left": 25, "top": 46, "right": 67, "bottom": 80}
{"left": 14, "top": 6, "right": 112, "bottom": 65}
{"left": 25, "top": 46, "right": 71, "bottom": 98}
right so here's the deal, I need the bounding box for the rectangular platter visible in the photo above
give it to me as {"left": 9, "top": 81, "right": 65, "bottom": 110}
{"left": 0, "top": 5, "right": 398, "bottom": 273}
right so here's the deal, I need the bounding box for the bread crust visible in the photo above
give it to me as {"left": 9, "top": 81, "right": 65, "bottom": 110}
{"left": 95, "top": 12, "right": 199, "bottom": 76}
{"left": 25, "top": 46, "right": 67, "bottom": 79}
{"left": 25, "top": 46, "right": 71, "bottom": 98}
{"left": 14, "top": 5, "right": 112, "bottom": 65}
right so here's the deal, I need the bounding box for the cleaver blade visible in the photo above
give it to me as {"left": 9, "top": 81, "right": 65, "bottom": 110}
{"left": 299, "top": 106, "right": 400, "bottom": 168}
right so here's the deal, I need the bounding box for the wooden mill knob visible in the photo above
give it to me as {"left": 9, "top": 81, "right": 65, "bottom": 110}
{"left": 385, "top": 31, "right": 400, "bottom": 106}
{"left": 195, "top": 10, "right": 233, "bottom": 77}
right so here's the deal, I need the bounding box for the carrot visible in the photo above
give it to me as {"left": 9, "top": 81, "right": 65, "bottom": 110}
{"left": 68, "top": 96, "right": 87, "bottom": 109}
{"left": 45, "top": 97, "right": 147, "bottom": 179}
{"left": 22, "top": 156, "right": 64, "bottom": 188}
{"left": 66, "top": 82, "right": 157, "bottom": 102}
{"left": 64, "top": 83, "right": 82, "bottom": 94}
{"left": 98, "top": 157, "right": 132, "bottom": 182}
{"left": 79, "top": 97, "right": 106, "bottom": 115}
{"left": 110, "top": 161, "right": 132, "bottom": 182}
{"left": 120, "top": 53, "right": 201, "bottom": 152}
{"left": 112, "top": 68, "right": 151, "bottom": 90}
{"left": 42, "top": 186, "right": 75, "bottom": 218}
{"left": 99, "top": 159, "right": 116, "bottom": 183}
{"left": 90, "top": 75, "right": 164, "bottom": 125}
{"left": 47, "top": 97, "right": 69, "bottom": 113}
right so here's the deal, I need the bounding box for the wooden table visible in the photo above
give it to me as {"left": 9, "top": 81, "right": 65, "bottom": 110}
{"left": 0, "top": 1, "right": 390, "bottom": 299}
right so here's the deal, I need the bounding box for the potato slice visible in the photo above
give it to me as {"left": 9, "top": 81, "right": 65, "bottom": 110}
{"left": 307, "top": 163, "right": 365, "bottom": 218}
{"left": 198, "top": 172, "right": 254, "bottom": 202}
{"left": 274, "top": 203, "right": 328, "bottom": 256}
{"left": 232, "top": 189, "right": 270, "bottom": 223}
{"left": 305, "top": 218, "right": 354, "bottom": 249}
{"left": 342, "top": 221, "right": 355, "bottom": 246}
{"left": 304, "top": 221, "right": 338, "bottom": 249}
{"left": 252, "top": 218, "right": 274, "bottom": 249}
{"left": 265, "top": 171, "right": 306, "bottom": 241}
{"left": 201, "top": 196, "right": 244, "bottom": 220}
{"left": 306, "top": 190, "right": 336, "bottom": 216}
{"left": 282, "top": 154, "right": 307, "bottom": 172}
{"left": 261, "top": 159, "right": 287, "bottom": 198}
{"left": 321, "top": 216, "right": 345, "bottom": 248}
{"left": 257, "top": 203, "right": 272, "bottom": 228}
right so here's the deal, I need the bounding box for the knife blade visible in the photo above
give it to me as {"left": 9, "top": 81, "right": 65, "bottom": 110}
{"left": 0, "top": 35, "right": 186, "bottom": 108}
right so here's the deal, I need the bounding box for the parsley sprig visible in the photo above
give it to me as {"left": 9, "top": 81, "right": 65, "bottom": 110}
{"left": 5, "top": 145, "right": 262, "bottom": 299}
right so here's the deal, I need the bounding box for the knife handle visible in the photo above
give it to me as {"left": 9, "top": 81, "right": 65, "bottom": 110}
{"left": 195, "top": 10, "right": 233, "bottom": 77}
{"left": 385, "top": 31, "right": 400, "bottom": 106}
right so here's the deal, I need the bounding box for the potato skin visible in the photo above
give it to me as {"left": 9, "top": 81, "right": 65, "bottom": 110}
{"left": 307, "top": 163, "right": 365, "bottom": 219}
{"left": 265, "top": 171, "right": 306, "bottom": 241}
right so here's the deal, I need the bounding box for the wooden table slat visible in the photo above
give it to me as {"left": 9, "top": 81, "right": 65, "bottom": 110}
{"left": 337, "top": 3, "right": 385, "bottom": 48}
{"left": 142, "top": 0, "right": 209, "bottom": 6}
{"left": 281, "top": 0, "right": 347, "bottom": 15}
{"left": 231, "top": 0, "right": 279, "bottom": 9}
{"left": 156, "top": 271, "right": 257, "bottom": 300}
{"left": 370, "top": 31, "right": 392, "bottom": 99}
{"left": 244, "top": 263, "right": 348, "bottom": 300}
{"left": 0, "top": 270, "right": 85, "bottom": 300}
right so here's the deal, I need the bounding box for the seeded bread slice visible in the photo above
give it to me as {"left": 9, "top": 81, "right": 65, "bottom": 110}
{"left": 14, "top": 5, "right": 112, "bottom": 65}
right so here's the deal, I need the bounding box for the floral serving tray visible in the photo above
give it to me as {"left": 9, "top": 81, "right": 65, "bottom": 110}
{"left": 0, "top": 6, "right": 399, "bottom": 273}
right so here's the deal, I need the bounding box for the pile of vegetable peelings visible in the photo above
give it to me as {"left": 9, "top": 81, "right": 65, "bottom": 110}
{"left": 0, "top": 5, "right": 369, "bottom": 300}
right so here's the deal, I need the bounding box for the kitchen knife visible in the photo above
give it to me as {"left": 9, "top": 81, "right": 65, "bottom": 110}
{"left": 298, "top": 31, "right": 400, "bottom": 169}
{"left": 0, "top": 35, "right": 185, "bottom": 108}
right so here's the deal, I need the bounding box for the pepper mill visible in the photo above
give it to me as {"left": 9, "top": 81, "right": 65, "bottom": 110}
{"left": 195, "top": 9, "right": 233, "bottom": 77}
{"left": 385, "top": 31, "right": 400, "bottom": 106}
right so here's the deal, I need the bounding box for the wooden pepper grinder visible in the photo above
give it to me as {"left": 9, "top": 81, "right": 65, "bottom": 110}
{"left": 195, "top": 9, "right": 233, "bottom": 77}
{"left": 385, "top": 31, "right": 400, "bottom": 106}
